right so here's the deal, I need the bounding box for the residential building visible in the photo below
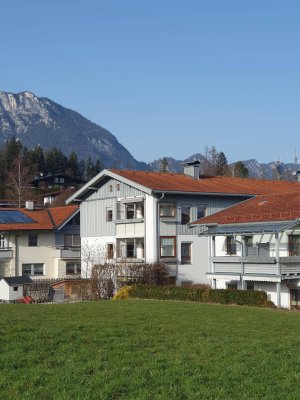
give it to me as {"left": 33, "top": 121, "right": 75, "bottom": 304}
{"left": 66, "top": 162, "right": 300, "bottom": 285}
{"left": 192, "top": 192, "right": 300, "bottom": 308}
{"left": 0, "top": 205, "right": 80, "bottom": 279}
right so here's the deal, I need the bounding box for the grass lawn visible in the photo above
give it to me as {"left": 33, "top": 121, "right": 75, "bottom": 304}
{"left": 1, "top": 301, "right": 300, "bottom": 400}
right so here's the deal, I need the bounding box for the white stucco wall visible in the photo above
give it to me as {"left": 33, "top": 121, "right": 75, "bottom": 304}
{"left": 177, "top": 235, "right": 210, "bottom": 284}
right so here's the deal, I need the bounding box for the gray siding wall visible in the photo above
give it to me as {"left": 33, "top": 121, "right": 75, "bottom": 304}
{"left": 81, "top": 178, "right": 145, "bottom": 238}
{"left": 159, "top": 194, "right": 249, "bottom": 235}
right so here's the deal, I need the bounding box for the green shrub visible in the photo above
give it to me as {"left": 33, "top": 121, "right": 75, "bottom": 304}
{"left": 128, "top": 285, "right": 272, "bottom": 308}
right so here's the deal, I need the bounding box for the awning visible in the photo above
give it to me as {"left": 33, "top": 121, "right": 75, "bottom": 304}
{"left": 207, "top": 273, "right": 241, "bottom": 281}
{"left": 120, "top": 197, "right": 145, "bottom": 204}
{"left": 242, "top": 275, "right": 281, "bottom": 283}
{"left": 200, "top": 220, "right": 300, "bottom": 236}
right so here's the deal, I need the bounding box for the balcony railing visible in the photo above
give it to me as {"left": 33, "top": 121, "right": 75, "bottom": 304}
{"left": 0, "top": 247, "right": 13, "bottom": 259}
{"left": 211, "top": 256, "right": 294, "bottom": 277}
{"left": 53, "top": 246, "right": 81, "bottom": 259}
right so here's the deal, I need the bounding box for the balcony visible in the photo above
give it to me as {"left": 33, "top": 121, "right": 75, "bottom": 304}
{"left": 53, "top": 246, "right": 81, "bottom": 259}
{"left": 0, "top": 247, "right": 13, "bottom": 260}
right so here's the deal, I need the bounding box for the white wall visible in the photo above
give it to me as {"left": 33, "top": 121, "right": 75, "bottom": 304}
{"left": 177, "top": 235, "right": 210, "bottom": 284}
{"left": 81, "top": 236, "right": 116, "bottom": 277}
{"left": 0, "top": 280, "right": 23, "bottom": 301}
{"left": 144, "top": 194, "right": 158, "bottom": 263}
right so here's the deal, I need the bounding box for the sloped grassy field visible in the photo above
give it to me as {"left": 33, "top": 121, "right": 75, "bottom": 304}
{"left": 1, "top": 300, "right": 300, "bottom": 400}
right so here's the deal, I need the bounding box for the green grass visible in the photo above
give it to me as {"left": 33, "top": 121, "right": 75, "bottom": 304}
{"left": 1, "top": 301, "right": 300, "bottom": 400}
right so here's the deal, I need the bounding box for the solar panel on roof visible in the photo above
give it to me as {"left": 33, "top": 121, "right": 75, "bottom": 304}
{"left": 0, "top": 211, "right": 34, "bottom": 224}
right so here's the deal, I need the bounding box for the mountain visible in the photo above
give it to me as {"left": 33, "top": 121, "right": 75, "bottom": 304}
{"left": 0, "top": 91, "right": 148, "bottom": 170}
{"left": 149, "top": 155, "right": 297, "bottom": 180}
{"left": 149, "top": 153, "right": 207, "bottom": 173}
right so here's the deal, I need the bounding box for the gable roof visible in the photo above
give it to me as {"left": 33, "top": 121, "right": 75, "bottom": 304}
{"left": 66, "top": 169, "right": 300, "bottom": 204}
{"left": 192, "top": 192, "right": 300, "bottom": 226}
{"left": 2, "top": 276, "right": 33, "bottom": 285}
{"left": 0, "top": 205, "right": 79, "bottom": 231}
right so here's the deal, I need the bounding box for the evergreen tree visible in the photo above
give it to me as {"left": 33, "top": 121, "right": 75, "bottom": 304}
{"left": 67, "top": 152, "right": 80, "bottom": 178}
{"left": 233, "top": 161, "right": 249, "bottom": 178}
{"left": 159, "top": 157, "right": 169, "bottom": 173}
{"left": 215, "top": 152, "right": 229, "bottom": 176}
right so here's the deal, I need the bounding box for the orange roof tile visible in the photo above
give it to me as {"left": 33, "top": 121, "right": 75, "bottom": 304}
{"left": 193, "top": 193, "right": 300, "bottom": 225}
{"left": 0, "top": 205, "right": 79, "bottom": 231}
{"left": 110, "top": 169, "right": 300, "bottom": 195}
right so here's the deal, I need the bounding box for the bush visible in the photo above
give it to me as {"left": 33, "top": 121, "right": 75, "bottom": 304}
{"left": 113, "top": 286, "right": 132, "bottom": 300}
{"left": 127, "top": 285, "right": 273, "bottom": 308}
{"left": 91, "top": 263, "right": 172, "bottom": 299}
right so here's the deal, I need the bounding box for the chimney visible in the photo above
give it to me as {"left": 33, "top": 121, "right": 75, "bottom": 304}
{"left": 182, "top": 160, "right": 201, "bottom": 179}
{"left": 25, "top": 201, "right": 34, "bottom": 210}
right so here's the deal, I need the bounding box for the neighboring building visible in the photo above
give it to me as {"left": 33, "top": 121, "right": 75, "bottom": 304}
{"left": 0, "top": 205, "right": 80, "bottom": 279}
{"left": 66, "top": 162, "right": 300, "bottom": 284}
{"left": 32, "top": 173, "right": 84, "bottom": 189}
{"left": 192, "top": 192, "right": 300, "bottom": 308}
{"left": 0, "top": 276, "right": 32, "bottom": 302}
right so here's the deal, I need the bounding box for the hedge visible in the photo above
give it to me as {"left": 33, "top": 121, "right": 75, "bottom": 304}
{"left": 124, "top": 285, "right": 274, "bottom": 307}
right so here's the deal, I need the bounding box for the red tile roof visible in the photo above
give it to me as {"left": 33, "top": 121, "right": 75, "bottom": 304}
{"left": 110, "top": 169, "right": 300, "bottom": 195}
{"left": 0, "top": 205, "right": 79, "bottom": 231}
{"left": 193, "top": 193, "right": 300, "bottom": 225}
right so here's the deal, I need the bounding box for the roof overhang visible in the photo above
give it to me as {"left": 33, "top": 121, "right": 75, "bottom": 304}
{"left": 199, "top": 220, "right": 300, "bottom": 236}
{"left": 66, "top": 170, "right": 152, "bottom": 204}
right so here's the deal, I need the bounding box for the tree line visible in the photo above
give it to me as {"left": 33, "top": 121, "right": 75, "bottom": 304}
{"left": 160, "top": 146, "right": 249, "bottom": 178}
{"left": 0, "top": 137, "right": 102, "bottom": 199}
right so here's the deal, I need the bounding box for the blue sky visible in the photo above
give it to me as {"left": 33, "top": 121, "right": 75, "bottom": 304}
{"left": 1, "top": 1, "right": 300, "bottom": 164}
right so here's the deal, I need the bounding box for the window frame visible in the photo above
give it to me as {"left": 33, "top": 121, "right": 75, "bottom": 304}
{"left": 66, "top": 262, "right": 81, "bottom": 275}
{"left": 159, "top": 203, "right": 176, "bottom": 218}
{"left": 226, "top": 236, "right": 237, "bottom": 255}
{"left": 64, "top": 234, "right": 81, "bottom": 248}
{"left": 197, "top": 204, "right": 207, "bottom": 220}
{"left": 181, "top": 205, "right": 191, "bottom": 225}
{"left": 181, "top": 242, "right": 192, "bottom": 264}
{"left": 107, "top": 243, "right": 114, "bottom": 259}
{"left": 22, "top": 263, "right": 44, "bottom": 276}
{"left": 289, "top": 235, "right": 300, "bottom": 256}
{"left": 160, "top": 236, "right": 176, "bottom": 258}
{"left": 106, "top": 208, "right": 113, "bottom": 222}
{"left": 28, "top": 234, "right": 38, "bottom": 247}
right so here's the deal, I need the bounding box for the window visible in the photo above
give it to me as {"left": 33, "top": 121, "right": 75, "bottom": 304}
{"left": 106, "top": 208, "right": 113, "bottom": 221}
{"left": 13, "top": 287, "right": 18, "bottom": 292}
{"left": 126, "top": 204, "right": 135, "bottom": 219}
{"left": 226, "top": 236, "right": 236, "bottom": 255}
{"left": 124, "top": 203, "right": 144, "bottom": 219}
{"left": 181, "top": 243, "right": 191, "bottom": 264}
{"left": 247, "top": 282, "right": 254, "bottom": 291}
{"left": 181, "top": 205, "right": 191, "bottom": 225}
{"left": 64, "top": 234, "right": 81, "bottom": 247}
{"left": 160, "top": 203, "right": 175, "bottom": 217}
{"left": 245, "top": 236, "right": 255, "bottom": 256}
{"left": 22, "top": 263, "right": 44, "bottom": 276}
{"left": 66, "top": 262, "right": 81, "bottom": 275}
{"left": 197, "top": 205, "right": 207, "bottom": 219}
{"left": 160, "top": 237, "right": 176, "bottom": 258}
{"left": 108, "top": 184, "right": 113, "bottom": 192}
{"left": 289, "top": 235, "right": 300, "bottom": 256}
{"left": 59, "top": 177, "right": 64, "bottom": 184}
{"left": 0, "top": 235, "right": 5, "bottom": 249}
{"left": 116, "top": 238, "right": 144, "bottom": 259}
{"left": 116, "top": 183, "right": 120, "bottom": 191}
{"left": 28, "top": 234, "right": 38, "bottom": 247}
{"left": 107, "top": 243, "right": 114, "bottom": 259}
{"left": 127, "top": 241, "right": 135, "bottom": 258}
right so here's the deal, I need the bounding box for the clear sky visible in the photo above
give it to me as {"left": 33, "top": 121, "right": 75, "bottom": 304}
{"left": 1, "top": 1, "right": 300, "bottom": 164}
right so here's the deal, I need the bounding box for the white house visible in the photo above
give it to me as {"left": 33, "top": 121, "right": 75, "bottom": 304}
{"left": 192, "top": 192, "right": 300, "bottom": 308}
{"left": 0, "top": 275, "right": 32, "bottom": 302}
{"left": 0, "top": 205, "right": 81, "bottom": 279}
{"left": 66, "top": 162, "right": 300, "bottom": 286}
